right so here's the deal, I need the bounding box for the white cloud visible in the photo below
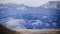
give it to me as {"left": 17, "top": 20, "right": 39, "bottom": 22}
{"left": 6, "top": 19, "right": 20, "bottom": 25}
{"left": 32, "top": 20, "right": 42, "bottom": 25}
{"left": 6, "top": 19, "right": 26, "bottom": 25}
{"left": 21, "top": 0, "right": 49, "bottom": 7}
{"left": 0, "top": 0, "right": 60, "bottom": 7}
{"left": 16, "top": 6, "right": 27, "bottom": 10}
{"left": 42, "top": 16, "right": 47, "bottom": 18}
{"left": 5, "top": 19, "right": 26, "bottom": 29}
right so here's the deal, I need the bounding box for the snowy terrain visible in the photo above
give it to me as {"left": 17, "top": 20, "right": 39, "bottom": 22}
{"left": 0, "top": 1, "right": 60, "bottom": 30}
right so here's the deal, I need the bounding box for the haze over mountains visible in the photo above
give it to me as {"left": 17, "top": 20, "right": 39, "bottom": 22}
{"left": 0, "top": 1, "right": 60, "bottom": 29}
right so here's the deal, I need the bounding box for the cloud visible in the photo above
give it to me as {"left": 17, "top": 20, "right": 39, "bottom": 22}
{"left": 5, "top": 19, "right": 26, "bottom": 29}
{"left": 0, "top": 0, "right": 60, "bottom": 7}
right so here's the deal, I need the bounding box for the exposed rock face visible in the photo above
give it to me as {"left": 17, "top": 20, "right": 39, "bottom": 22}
{"left": 0, "top": 24, "right": 20, "bottom": 34}
{"left": 0, "top": 24, "right": 60, "bottom": 34}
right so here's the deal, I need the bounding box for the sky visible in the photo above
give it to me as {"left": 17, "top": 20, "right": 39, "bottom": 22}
{"left": 0, "top": 0, "right": 60, "bottom": 7}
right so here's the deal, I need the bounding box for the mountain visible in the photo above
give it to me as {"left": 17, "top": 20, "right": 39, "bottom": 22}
{"left": 0, "top": 1, "right": 60, "bottom": 29}
{"left": 41, "top": 1, "right": 60, "bottom": 9}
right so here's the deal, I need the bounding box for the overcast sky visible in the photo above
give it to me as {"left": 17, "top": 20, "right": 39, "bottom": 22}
{"left": 0, "top": 0, "right": 60, "bottom": 7}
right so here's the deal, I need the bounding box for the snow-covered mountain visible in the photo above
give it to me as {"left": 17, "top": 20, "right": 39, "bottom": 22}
{"left": 0, "top": 1, "right": 60, "bottom": 29}
{"left": 41, "top": 1, "right": 60, "bottom": 9}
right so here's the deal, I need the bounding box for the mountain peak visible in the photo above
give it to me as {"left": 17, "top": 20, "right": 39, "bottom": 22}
{"left": 41, "top": 1, "right": 60, "bottom": 9}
